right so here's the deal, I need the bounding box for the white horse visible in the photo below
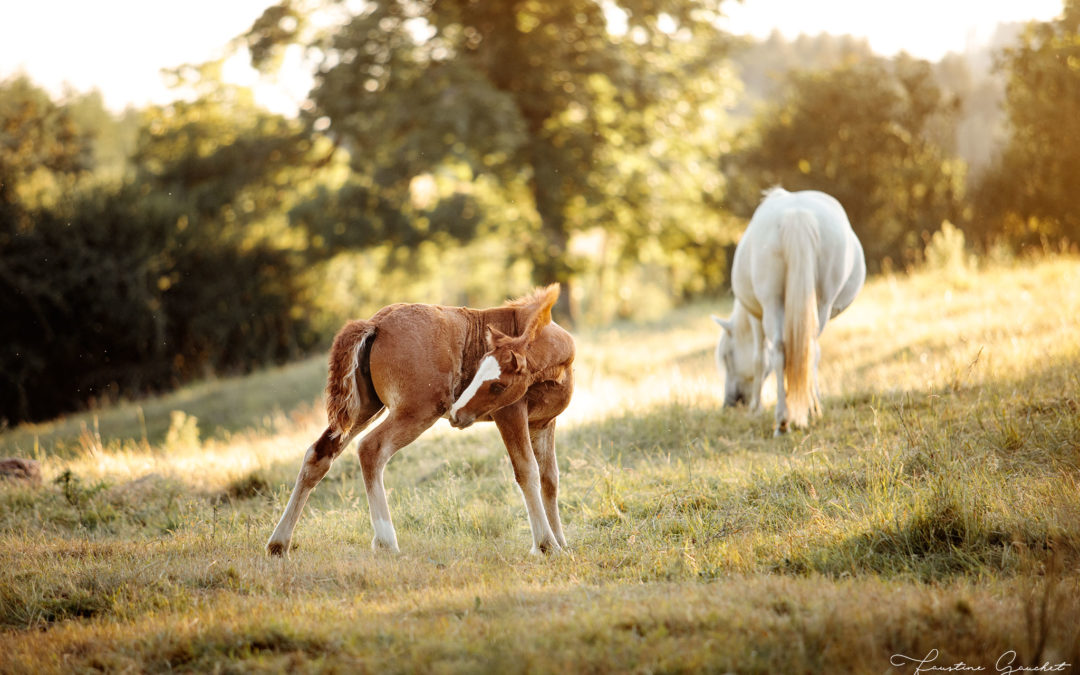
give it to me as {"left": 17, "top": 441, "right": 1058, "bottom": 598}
{"left": 714, "top": 187, "right": 865, "bottom": 435}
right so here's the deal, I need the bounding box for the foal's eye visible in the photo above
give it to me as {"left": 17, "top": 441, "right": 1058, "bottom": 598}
{"left": 488, "top": 382, "right": 506, "bottom": 395}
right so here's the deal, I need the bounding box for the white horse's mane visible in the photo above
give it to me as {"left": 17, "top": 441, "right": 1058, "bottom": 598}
{"left": 760, "top": 185, "right": 789, "bottom": 202}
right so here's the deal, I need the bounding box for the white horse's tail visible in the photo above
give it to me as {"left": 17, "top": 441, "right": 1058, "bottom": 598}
{"left": 780, "top": 209, "right": 820, "bottom": 429}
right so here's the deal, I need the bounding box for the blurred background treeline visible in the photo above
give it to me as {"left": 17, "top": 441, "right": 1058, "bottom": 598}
{"left": 2, "top": 0, "right": 1079, "bottom": 425}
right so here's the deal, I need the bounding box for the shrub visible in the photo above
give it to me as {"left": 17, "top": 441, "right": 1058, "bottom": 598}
{"left": 0, "top": 184, "right": 316, "bottom": 424}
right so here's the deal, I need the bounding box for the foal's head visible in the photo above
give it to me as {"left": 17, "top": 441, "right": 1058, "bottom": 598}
{"left": 448, "top": 285, "right": 560, "bottom": 429}
{"left": 714, "top": 302, "right": 765, "bottom": 411}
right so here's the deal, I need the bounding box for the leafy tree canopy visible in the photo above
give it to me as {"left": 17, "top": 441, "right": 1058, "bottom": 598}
{"left": 974, "top": 0, "right": 1080, "bottom": 249}
{"left": 722, "top": 54, "right": 967, "bottom": 270}
{"left": 0, "top": 76, "right": 94, "bottom": 215}
{"left": 244, "top": 0, "right": 735, "bottom": 315}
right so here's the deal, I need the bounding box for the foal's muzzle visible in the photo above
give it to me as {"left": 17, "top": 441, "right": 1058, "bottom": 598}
{"left": 449, "top": 413, "right": 474, "bottom": 430}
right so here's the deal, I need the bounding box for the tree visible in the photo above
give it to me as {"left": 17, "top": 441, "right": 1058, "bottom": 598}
{"left": 133, "top": 62, "right": 317, "bottom": 229}
{"left": 0, "top": 73, "right": 319, "bottom": 424}
{"left": 0, "top": 76, "right": 93, "bottom": 215}
{"left": 65, "top": 90, "right": 139, "bottom": 179}
{"left": 974, "top": 0, "right": 1080, "bottom": 250}
{"left": 245, "top": 0, "right": 732, "bottom": 317}
{"left": 722, "top": 55, "right": 967, "bottom": 270}
{"left": 727, "top": 31, "right": 875, "bottom": 123}
{"left": 0, "top": 182, "right": 315, "bottom": 424}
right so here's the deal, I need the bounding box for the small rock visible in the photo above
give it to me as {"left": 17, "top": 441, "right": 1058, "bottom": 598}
{"left": 0, "top": 458, "right": 42, "bottom": 486}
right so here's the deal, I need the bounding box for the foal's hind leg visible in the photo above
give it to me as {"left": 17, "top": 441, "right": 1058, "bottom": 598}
{"left": 267, "top": 426, "right": 357, "bottom": 556}
{"left": 356, "top": 407, "right": 440, "bottom": 552}
{"left": 530, "top": 422, "right": 567, "bottom": 549}
{"left": 268, "top": 400, "right": 384, "bottom": 557}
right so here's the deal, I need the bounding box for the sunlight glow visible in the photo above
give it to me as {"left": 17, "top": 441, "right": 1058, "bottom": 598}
{"left": 0, "top": 0, "right": 313, "bottom": 114}
{"left": 720, "top": 0, "right": 1064, "bottom": 61}
{"left": 0, "top": 1, "right": 1066, "bottom": 114}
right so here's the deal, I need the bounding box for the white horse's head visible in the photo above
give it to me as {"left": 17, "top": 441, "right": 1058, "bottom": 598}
{"left": 713, "top": 302, "right": 766, "bottom": 411}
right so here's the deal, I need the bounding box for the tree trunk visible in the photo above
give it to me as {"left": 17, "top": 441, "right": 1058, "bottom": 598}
{"left": 529, "top": 158, "right": 575, "bottom": 325}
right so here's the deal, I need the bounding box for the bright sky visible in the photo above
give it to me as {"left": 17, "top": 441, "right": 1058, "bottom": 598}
{"left": 0, "top": 0, "right": 1066, "bottom": 114}
{"left": 0, "top": 0, "right": 309, "bottom": 113}
{"left": 718, "top": 0, "right": 1064, "bottom": 59}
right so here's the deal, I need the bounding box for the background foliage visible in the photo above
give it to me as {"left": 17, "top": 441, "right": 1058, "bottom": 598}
{"left": 3, "top": 0, "right": 1080, "bottom": 424}
{"left": 722, "top": 54, "right": 968, "bottom": 270}
{"left": 973, "top": 0, "right": 1080, "bottom": 249}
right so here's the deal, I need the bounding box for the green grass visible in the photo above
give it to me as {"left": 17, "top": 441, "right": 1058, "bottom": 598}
{"left": 0, "top": 355, "right": 328, "bottom": 459}
{"left": 2, "top": 256, "right": 1080, "bottom": 673}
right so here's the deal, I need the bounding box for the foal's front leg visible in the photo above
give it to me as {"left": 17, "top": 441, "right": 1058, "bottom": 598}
{"left": 530, "top": 422, "right": 567, "bottom": 549}
{"left": 493, "top": 402, "right": 560, "bottom": 554}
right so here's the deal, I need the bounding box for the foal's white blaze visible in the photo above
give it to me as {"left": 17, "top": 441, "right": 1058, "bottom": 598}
{"left": 449, "top": 355, "right": 502, "bottom": 418}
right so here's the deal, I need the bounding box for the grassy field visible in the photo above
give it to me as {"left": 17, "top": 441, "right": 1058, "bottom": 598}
{"left": 2, "top": 255, "right": 1079, "bottom": 673}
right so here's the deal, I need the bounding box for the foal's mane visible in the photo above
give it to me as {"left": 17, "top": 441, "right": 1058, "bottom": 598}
{"left": 504, "top": 284, "right": 558, "bottom": 309}
{"left": 503, "top": 284, "right": 560, "bottom": 340}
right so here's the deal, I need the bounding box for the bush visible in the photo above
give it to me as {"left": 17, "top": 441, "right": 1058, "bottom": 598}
{"left": 0, "top": 184, "right": 316, "bottom": 424}
{"left": 922, "top": 221, "right": 972, "bottom": 274}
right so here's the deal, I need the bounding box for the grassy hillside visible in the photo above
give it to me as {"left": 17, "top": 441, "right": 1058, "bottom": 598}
{"left": 2, "top": 256, "right": 1079, "bottom": 673}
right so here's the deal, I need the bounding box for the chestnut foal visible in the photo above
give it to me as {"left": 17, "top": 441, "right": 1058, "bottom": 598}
{"left": 267, "top": 285, "right": 575, "bottom": 557}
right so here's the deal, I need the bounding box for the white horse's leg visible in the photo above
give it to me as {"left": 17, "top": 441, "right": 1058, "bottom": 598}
{"left": 772, "top": 346, "right": 788, "bottom": 435}
{"left": 750, "top": 315, "right": 767, "bottom": 413}
{"left": 814, "top": 302, "right": 831, "bottom": 418}
{"left": 810, "top": 339, "right": 822, "bottom": 418}
{"left": 762, "top": 304, "right": 788, "bottom": 435}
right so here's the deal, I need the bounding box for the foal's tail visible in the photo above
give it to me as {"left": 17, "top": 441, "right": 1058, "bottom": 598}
{"left": 780, "top": 209, "right": 820, "bottom": 429}
{"left": 325, "top": 320, "right": 381, "bottom": 437}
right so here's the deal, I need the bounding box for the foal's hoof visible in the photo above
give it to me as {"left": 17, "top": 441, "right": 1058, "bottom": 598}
{"left": 371, "top": 536, "right": 401, "bottom": 554}
{"left": 266, "top": 540, "right": 289, "bottom": 557}
{"left": 531, "top": 540, "right": 562, "bottom": 556}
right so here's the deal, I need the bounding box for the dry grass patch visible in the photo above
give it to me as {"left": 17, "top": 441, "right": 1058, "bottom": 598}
{"left": 2, "top": 255, "right": 1079, "bottom": 672}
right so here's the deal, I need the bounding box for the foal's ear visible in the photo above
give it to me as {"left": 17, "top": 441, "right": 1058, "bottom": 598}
{"left": 509, "top": 350, "right": 527, "bottom": 374}
{"left": 525, "top": 283, "right": 560, "bottom": 341}
{"left": 485, "top": 326, "right": 511, "bottom": 350}
{"left": 712, "top": 315, "right": 735, "bottom": 333}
